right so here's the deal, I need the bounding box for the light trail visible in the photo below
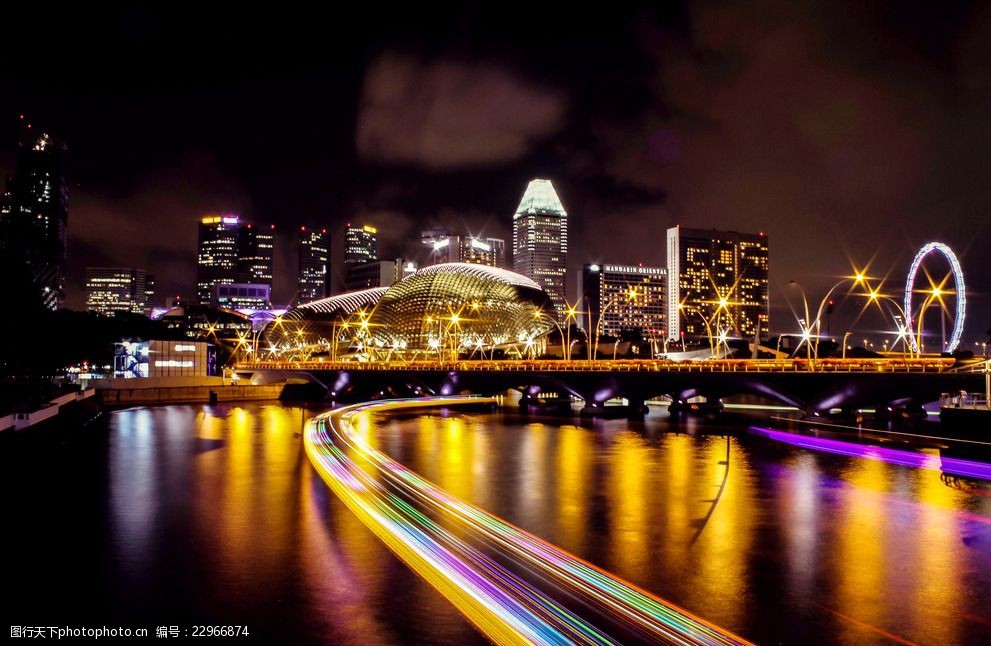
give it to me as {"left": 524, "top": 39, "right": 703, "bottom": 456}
{"left": 305, "top": 396, "right": 752, "bottom": 646}
{"left": 750, "top": 426, "right": 991, "bottom": 481}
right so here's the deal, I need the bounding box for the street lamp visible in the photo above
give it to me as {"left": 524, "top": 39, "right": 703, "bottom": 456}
{"left": 788, "top": 273, "right": 867, "bottom": 362}
{"left": 533, "top": 308, "right": 566, "bottom": 359}
{"left": 592, "top": 287, "right": 638, "bottom": 361}
{"left": 913, "top": 287, "right": 944, "bottom": 355}
{"left": 563, "top": 301, "right": 580, "bottom": 362}
{"left": 679, "top": 302, "right": 718, "bottom": 358}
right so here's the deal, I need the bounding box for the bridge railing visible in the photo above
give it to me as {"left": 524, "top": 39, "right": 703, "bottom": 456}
{"left": 235, "top": 357, "right": 955, "bottom": 374}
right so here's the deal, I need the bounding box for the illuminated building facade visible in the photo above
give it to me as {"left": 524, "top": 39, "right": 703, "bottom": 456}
{"left": 582, "top": 264, "right": 666, "bottom": 338}
{"left": 297, "top": 226, "right": 330, "bottom": 303}
{"left": 1, "top": 127, "right": 69, "bottom": 309}
{"left": 345, "top": 224, "right": 378, "bottom": 264}
{"left": 85, "top": 267, "right": 154, "bottom": 316}
{"left": 422, "top": 227, "right": 506, "bottom": 268}
{"left": 214, "top": 283, "right": 271, "bottom": 310}
{"left": 197, "top": 215, "right": 275, "bottom": 307}
{"left": 196, "top": 215, "right": 241, "bottom": 304}
{"left": 344, "top": 258, "right": 412, "bottom": 292}
{"left": 114, "top": 340, "right": 217, "bottom": 379}
{"left": 512, "top": 179, "right": 567, "bottom": 320}
{"left": 269, "top": 263, "right": 554, "bottom": 357}
{"left": 666, "top": 226, "right": 769, "bottom": 341}
{"left": 237, "top": 224, "right": 275, "bottom": 286}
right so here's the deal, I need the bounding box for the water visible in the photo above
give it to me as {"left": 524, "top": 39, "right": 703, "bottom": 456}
{"left": 3, "top": 404, "right": 990, "bottom": 644}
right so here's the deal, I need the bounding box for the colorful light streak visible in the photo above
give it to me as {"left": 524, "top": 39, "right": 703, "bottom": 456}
{"left": 305, "top": 396, "right": 752, "bottom": 646}
{"left": 749, "top": 426, "right": 991, "bottom": 481}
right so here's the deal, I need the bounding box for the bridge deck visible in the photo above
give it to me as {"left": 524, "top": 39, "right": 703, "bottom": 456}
{"left": 238, "top": 357, "right": 957, "bottom": 373}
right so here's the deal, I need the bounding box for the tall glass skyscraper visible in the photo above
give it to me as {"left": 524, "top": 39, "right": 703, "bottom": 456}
{"left": 237, "top": 223, "right": 275, "bottom": 286}
{"left": 421, "top": 227, "right": 506, "bottom": 268}
{"left": 196, "top": 215, "right": 241, "bottom": 304}
{"left": 196, "top": 216, "right": 276, "bottom": 305}
{"left": 512, "top": 179, "right": 567, "bottom": 320}
{"left": 345, "top": 224, "right": 377, "bottom": 264}
{"left": 297, "top": 226, "right": 330, "bottom": 303}
{"left": 666, "top": 226, "right": 769, "bottom": 342}
{"left": 1, "top": 126, "right": 69, "bottom": 310}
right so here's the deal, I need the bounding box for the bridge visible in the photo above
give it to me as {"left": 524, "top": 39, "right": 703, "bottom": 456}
{"left": 235, "top": 357, "right": 986, "bottom": 417}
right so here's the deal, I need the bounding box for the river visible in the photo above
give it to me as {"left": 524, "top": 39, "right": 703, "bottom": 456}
{"left": 3, "top": 402, "right": 990, "bottom": 644}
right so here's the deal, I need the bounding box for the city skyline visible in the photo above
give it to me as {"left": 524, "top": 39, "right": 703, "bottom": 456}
{"left": 3, "top": 4, "right": 990, "bottom": 339}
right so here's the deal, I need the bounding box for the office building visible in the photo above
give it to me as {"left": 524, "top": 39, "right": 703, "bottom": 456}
{"left": 345, "top": 224, "right": 377, "bottom": 264}
{"left": 85, "top": 267, "right": 153, "bottom": 316}
{"left": 196, "top": 215, "right": 241, "bottom": 304}
{"left": 582, "top": 264, "right": 666, "bottom": 338}
{"left": 666, "top": 226, "right": 769, "bottom": 341}
{"left": 512, "top": 179, "right": 567, "bottom": 320}
{"left": 344, "top": 259, "right": 410, "bottom": 292}
{"left": 237, "top": 224, "right": 275, "bottom": 286}
{"left": 196, "top": 215, "right": 275, "bottom": 307}
{"left": 1, "top": 125, "right": 69, "bottom": 309}
{"left": 422, "top": 227, "right": 507, "bottom": 268}
{"left": 297, "top": 226, "right": 330, "bottom": 303}
{"left": 214, "top": 283, "right": 272, "bottom": 310}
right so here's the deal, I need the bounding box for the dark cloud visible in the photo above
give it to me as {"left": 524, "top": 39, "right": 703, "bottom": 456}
{"left": 66, "top": 152, "right": 253, "bottom": 309}
{"left": 356, "top": 53, "right": 567, "bottom": 169}
{"left": 6, "top": 2, "right": 991, "bottom": 340}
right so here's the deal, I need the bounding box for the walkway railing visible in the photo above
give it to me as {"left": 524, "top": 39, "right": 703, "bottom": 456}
{"left": 237, "top": 357, "right": 955, "bottom": 374}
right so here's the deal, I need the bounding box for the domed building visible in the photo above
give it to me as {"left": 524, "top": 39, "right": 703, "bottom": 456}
{"left": 264, "top": 263, "right": 556, "bottom": 359}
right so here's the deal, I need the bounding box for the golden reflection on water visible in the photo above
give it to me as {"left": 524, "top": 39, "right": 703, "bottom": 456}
{"left": 555, "top": 425, "right": 591, "bottom": 555}
{"left": 683, "top": 437, "right": 755, "bottom": 630}
{"left": 835, "top": 457, "right": 889, "bottom": 642}
{"left": 107, "top": 404, "right": 991, "bottom": 644}
{"left": 608, "top": 433, "right": 650, "bottom": 575}
{"left": 905, "top": 466, "right": 964, "bottom": 644}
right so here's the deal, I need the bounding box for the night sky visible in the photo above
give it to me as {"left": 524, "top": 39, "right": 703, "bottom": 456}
{"left": 4, "top": 3, "right": 991, "bottom": 343}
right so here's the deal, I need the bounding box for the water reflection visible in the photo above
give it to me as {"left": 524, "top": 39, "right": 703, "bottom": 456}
{"left": 23, "top": 402, "right": 989, "bottom": 645}
{"left": 379, "top": 411, "right": 991, "bottom": 644}
{"left": 104, "top": 404, "right": 482, "bottom": 644}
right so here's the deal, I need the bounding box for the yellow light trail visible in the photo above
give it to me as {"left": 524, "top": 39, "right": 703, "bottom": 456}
{"left": 304, "top": 396, "right": 753, "bottom": 645}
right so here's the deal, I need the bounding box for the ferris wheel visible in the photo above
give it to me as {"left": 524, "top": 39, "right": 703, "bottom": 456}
{"left": 903, "top": 242, "right": 966, "bottom": 354}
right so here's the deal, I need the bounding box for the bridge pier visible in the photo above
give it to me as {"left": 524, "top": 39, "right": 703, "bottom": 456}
{"left": 626, "top": 398, "right": 648, "bottom": 419}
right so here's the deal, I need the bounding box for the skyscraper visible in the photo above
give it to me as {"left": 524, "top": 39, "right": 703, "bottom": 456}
{"left": 666, "top": 226, "right": 769, "bottom": 342}
{"left": 582, "top": 264, "right": 667, "bottom": 339}
{"left": 345, "top": 224, "right": 378, "bottom": 264}
{"left": 196, "top": 215, "right": 241, "bottom": 304}
{"left": 1, "top": 126, "right": 69, "bottom": 310}
{"left": 512, "top": 179, "right": 567, "bottom": 319}
{"left": 421, "top": 227, "right": 506, "bottom": 268}
{"left": 344, "top": 259, "right": 408, "bottom": 291}
{"left": 85, "top": 267, "right": 153, "bottom": 316}
{"left": 297, "top": 226, "right": 330, "bottom": 303}
{"left": 237, "top": 223, "right": 275, "bottom": 286}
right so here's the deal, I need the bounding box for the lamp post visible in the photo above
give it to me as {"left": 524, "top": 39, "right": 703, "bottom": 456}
{"left": 865, "top": 289, "right": 914, "bottom": 357}
{"left": 592, "top": 287, "right": 638, "bottom": 361}
{"left": 533, "top": 308, "right": 566, "bottom": 359}
{"left": 789, "top": 273, "right": 867, "bottom": 362}
{"left": 913, "top": 287, "right": 943, "bottom": 355}
{"left": 563, "top": 301, "right": 579, "bottom": 362}
{"left": 679, "top": 303, "right": 718, "bottom": 358}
